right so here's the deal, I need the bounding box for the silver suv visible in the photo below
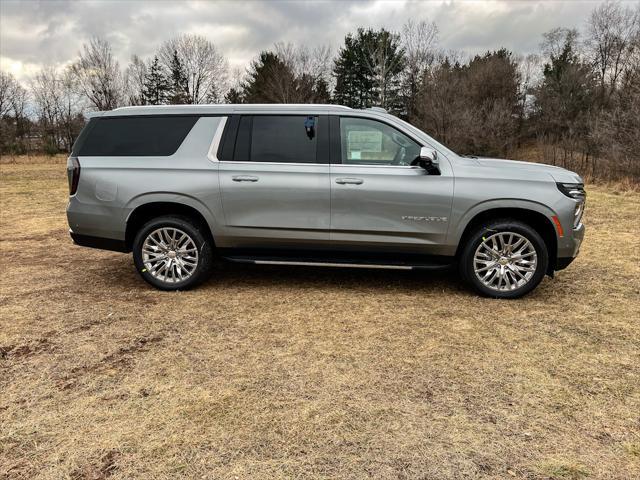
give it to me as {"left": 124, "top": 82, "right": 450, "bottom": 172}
{"left": 66, "top": 104, "right": 585, "bottom": 298}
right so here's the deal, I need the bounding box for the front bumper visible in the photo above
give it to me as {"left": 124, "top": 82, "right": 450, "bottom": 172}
{"left": 555, "top": 222, "right": 585, "bottom": 271}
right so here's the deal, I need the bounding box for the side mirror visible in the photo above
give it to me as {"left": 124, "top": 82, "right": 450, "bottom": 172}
{"left": 411, "top": 146, "right": 440, "bottom": 174}
{"left": 420, "top": 146, "right": 438, "bottom": 166}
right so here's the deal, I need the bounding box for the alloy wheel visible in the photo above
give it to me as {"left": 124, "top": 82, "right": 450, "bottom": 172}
{"left": 473, "top": 231, "right": 538, "bottom": 292}
{"left": 141, "top": 227, "right": 199, "bottom": 284}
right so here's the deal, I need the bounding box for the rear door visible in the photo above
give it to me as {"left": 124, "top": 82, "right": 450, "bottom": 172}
{"left": 329, "top": 115, "right": 454, "bottom": 254}
{"left": 217, "top": 114, "right": 330, "bottom": 248}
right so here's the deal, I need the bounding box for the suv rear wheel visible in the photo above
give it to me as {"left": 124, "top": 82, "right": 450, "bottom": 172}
{"left": 132, "top": 216, "right": 213, "bottom": 290}
{"left": 459, "top": 219, "right": 548, "bottom": 299}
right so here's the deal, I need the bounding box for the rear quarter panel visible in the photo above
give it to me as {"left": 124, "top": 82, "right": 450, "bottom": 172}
{"left": 67, "top": 116, "right": 224, "bottom": 241}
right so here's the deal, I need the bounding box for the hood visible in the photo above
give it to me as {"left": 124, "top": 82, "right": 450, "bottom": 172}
{"left": 473, "top": 157, "right": 583, "bottom": 183}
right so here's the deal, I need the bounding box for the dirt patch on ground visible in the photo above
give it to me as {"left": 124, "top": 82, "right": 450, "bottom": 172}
{"left": 0, "top": 338, "right": 54, "bottom": 359}
{"left": 1, "top": 159, "right": 639, "bottom": 479}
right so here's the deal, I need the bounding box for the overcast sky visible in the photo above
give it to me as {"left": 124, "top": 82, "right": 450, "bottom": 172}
{"left": 0, "top": 0, "right": 628, "bottom": 82}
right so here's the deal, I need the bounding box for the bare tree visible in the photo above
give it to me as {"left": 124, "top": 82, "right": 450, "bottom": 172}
{"left": 585, "top": 0, "right": 640, "bottom": 103}
{"left": 401, "top": 19, "right": 439, "bottom": 118}
{"left": 517, "top": 53, "right": 542, "bottom": 120}
{"left": 9, "top": 79, "right": 28, "bottom": 120}
{"left": 541, "top": 27, "right": 580, "bottom": 60}
{"left": 123, "top": 55, "right": 148, "bottom": 106}
{"left": 30, "top": 67, "right": 61, "bottom": 149}
{"left": 304, "top": 45, "right": 333, "bottom": 85}
{"left": 273, "top": 42, "right": 332, "bottom": 102}
{"left": 58, "top": 68, "right": 86, "bottom": 149}
{"left": 31, "top": 66, "right": 85, "bottom": 152}
{"left": 0, "top": 71, "right": 20, "bottom": 118}
{"left": 71, "top": 37, "right": 122, "bottom": 110}
{"left": 159, "top": 34, "right": 228, "bottom": 103}
{"left": 0, "top": 71, "right": 29, "bottom": 153}
{"left": 275, "top": 42, "right": 332, "bottom": 83}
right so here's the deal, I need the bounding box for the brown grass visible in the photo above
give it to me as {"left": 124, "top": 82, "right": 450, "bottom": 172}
{"left": 1, "top": 157, "right": 639, "bottom": 479}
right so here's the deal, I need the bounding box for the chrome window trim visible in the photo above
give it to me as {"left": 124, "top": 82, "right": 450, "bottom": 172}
{"left": 207, "top": 116, "right": 228, "bottom": 163}
{"left": 330, "top": 163, "right": 423, "bottom": 170}
{"left": 215, "top": 161, "right": 420, "bottom": 168}
{"left": 217, "top": 161, "right": 329, "bottom": 167}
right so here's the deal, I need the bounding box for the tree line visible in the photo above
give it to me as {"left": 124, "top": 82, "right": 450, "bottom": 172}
{"left": 0, "top": 1, "right": 638, "bottom": 181}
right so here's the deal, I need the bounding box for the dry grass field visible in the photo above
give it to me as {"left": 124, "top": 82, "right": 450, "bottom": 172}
{"left": 1, "top": 156, "right": 639, "bottom": 480}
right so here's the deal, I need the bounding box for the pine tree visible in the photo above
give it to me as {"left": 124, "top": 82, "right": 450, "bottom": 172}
{"left": 168, "top": 50, "right": 189, "bottom": 104}
{"left": 225, "top": 87, "right": 244, "bottom": 104}
{"left": 333, "top": 34, "right": 367, "bottom": 108}
{"left": 332, "top": 28, "right": 405, "bottom": 112}
{"left": 241, "top": 52, "right": 296, "bottom": 103}
{"left": 313, "top": 77, "right": 331, "bottom": 104}
{"left": 142, "top": 56, "right": 170, "bottom": 105}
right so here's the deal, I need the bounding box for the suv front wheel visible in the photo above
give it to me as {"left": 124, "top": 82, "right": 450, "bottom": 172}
{"left": 132, "top": 215, "right": 214, "bottom": 290}
{"left": 459, "top": 219, "right": 549, "bottom": 299}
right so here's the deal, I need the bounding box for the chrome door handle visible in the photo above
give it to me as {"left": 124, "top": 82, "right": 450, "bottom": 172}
{"left": 232, "top": 175, "right": 259, "bottom": 182}
{"left": 335, "top": 177, "right": 364, "bottom": 185}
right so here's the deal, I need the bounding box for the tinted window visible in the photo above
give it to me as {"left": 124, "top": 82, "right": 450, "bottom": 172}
{"left": 79, "top": 116, "right": 199, "bottom": 156}
{"left": 218, "top": 115, "right": 240, "bottom": 161}
{"left": 250, "top": 116, "right": 317, "bottom": 163}
{"left": 70, "top": 118, "right": 97, "bottom": 156}
{"left": 234, "top": 116, "right": 252, "bottom": 161}
{"left": 340, "top": 117, "right": 420, "bottom": 166}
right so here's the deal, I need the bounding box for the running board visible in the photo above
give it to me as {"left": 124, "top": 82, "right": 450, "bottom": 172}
{"left": 221, "top": 255, "right": 452, "bottom": 271}
{"left": 255, "top": 260, "right": 412, "bottom": 270}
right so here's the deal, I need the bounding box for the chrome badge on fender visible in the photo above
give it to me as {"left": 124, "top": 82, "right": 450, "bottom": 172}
{"left": 402, "top": 216, "right": 448, "bottom": 222}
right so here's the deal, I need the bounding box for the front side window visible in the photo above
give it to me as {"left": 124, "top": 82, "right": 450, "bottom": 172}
{"left": 340, "top": 117, "right": 420, "bottom": 166}
{"left": 250, "top": 115, "right": 318, "bottom": 163}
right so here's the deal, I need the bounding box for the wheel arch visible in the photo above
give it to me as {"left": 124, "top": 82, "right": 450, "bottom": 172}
{"left": 125, "top": 200, "right": 216, "bottom": 251}
{"left": 454, "top": 206, "right": 558, "bottom": 273}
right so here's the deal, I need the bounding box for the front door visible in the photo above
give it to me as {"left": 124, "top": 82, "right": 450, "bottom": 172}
{"left": 330, "top": 116, "right": 454, "bottom": 254}
{"left": 218, "top": 114, "right": 330, "bottom": 248}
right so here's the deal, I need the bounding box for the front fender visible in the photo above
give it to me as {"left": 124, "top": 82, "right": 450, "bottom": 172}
{"left": 448, "top": 198, "right": 558, "bottom": 245}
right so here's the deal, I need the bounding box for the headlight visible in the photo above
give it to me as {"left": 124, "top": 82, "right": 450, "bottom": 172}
{"left": 557, "top": 183, "right": 586, "bottom": 228}
{"left": 557, "top": 182, "right": 586, "bottom": 200}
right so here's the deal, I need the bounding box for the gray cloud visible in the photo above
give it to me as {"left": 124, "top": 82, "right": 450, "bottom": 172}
{"left": 0, "top": 0, "right": 627, "bottom": 81}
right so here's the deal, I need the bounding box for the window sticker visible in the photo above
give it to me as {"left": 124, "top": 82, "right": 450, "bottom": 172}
{"left": 350, "top": 151, "right": 361, "bottom": 160}
{"left": 348, "top": 130, "right": 382, "bottom": 153}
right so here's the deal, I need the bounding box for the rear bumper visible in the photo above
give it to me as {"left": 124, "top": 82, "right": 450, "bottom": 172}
{"left": 70, "top": 230, "right": 128, "bottom": 253}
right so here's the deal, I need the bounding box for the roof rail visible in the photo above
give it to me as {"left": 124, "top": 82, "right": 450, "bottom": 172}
{"left": 367, "top": 106, "right": 388, "bottom": 113}
{"left": 85, "top": 111, "right": 106, "bottom": 119}
{"left": 112, "top": 103, "right": 353, "bottom": 111}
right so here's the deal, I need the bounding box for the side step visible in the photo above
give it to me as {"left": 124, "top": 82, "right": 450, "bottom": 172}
{"left": 221, "top": 255, "right": 452, "bottom": 271}
{"left": 255, "top": 259, "right": 412, "bottom": 270}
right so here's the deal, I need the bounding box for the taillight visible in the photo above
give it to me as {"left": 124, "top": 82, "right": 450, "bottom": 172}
{"left": 67, "top": 156, "right": 81, "bottom": 195}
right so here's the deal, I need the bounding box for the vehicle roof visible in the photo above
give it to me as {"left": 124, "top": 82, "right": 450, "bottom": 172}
{"left": 103, "top": 104, "right": 359, "bottom": 117}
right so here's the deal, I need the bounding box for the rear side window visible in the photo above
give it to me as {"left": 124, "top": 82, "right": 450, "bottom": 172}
{"left": 249, "top": 116, "right": 318, "bottom": 163}
{"left": 78, "top": 116, "right": 199, "bottom": 156}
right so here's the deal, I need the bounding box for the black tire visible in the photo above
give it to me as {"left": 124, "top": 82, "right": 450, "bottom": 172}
{"left": 459, "top": 218, "right": 549, "bottom": 299}
{"left": 132, "top": 215, "right": 214, "bottom": 291}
